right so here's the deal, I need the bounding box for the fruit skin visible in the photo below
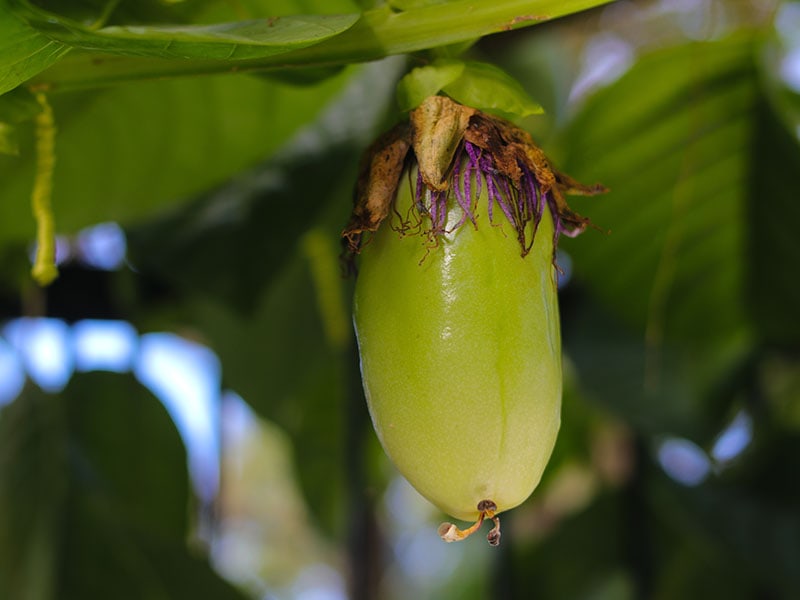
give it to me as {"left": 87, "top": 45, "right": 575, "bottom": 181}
{"left": 353, "top": 167, "right": 562, "bottom": 522}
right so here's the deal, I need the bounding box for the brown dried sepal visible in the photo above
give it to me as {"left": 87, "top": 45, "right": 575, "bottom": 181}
{"left": 463, "top": 111, "right": 606, "bottom": 238}
{"left": 341, "top": 95, "right": 607, "bottom": 256}
{"left": 342, "top": 123, "right": 411, "bottom": 254}
{"left": 411, "top": 95, "right": 475, "bottom": 191}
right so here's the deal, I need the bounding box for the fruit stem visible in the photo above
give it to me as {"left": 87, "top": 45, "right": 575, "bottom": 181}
{"left": 438, "top": 500, "right": 502, "bottom": 546}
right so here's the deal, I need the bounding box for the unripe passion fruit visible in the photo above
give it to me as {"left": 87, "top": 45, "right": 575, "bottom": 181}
{"left": 354, "top": 164, "right": 561, "bottom": 524}
{"left": 344, "top": 96, "right": 605, "bottom": 544}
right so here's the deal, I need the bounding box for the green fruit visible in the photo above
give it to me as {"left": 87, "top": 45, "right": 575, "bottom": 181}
{"left": 345, "top": 96, "right": 605, "bottom": 543}
{"left": 353, "top": 163, "right": 562, "bottom": 524}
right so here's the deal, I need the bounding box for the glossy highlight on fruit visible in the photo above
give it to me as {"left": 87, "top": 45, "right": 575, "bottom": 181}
{"left": 344, "top": 96, "right": 605, "bottom": 543}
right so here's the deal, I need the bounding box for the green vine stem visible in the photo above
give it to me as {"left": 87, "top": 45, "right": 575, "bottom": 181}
{"left": 30, "top": 92, "right": 58, "bottom": 286}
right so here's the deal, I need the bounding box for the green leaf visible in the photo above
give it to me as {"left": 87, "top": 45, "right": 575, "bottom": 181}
{"left": 0, "top": 372, "right": 236, "bottom": 599}
{"left": 0, "top": 69, "right": 349, "bottom": 243}
{"left": 396, "top": 58, "right": 464, "bottom": 111}
{"left": 761, "top": 354, "right": 800, "bottom": 431}
{"left": 125, "top": 57, "right": 402, "bottom": 311}
{"left": 0, "top": 122, "right": 18, "bottom": 155}
{"left": 0, "top": 69, "right": 49, "bottom": 157}
{"left": 62, "top": 372, "right": 189, "bottom": 540}
{"left": 26, "top": 0, "right": 618, "bottom": 93}
{"left": 562, "top": 299, "right": 748, "bottom": 439}
{"left": 399, "top": 55, "right": 544, "bottom": 119}
{"left": 442, "top": 60, "right": 544, "bottom": 117}
{"left": 63, "top": 523, "right": 247, "bottom": 600}
{"left": 0, "top": 385, "right": 66, "bottom": 600}
{"left": 555, "top": 37, "right": 767, "bottom": 437}
{"left": 478, "top": 25, "right": 581, "bottom": 124}
{"left": 0, "top": 0, "right": 70, "bottom": 96}
{"left": 117, "top": 535, "right": 248, "bottom": 600}
{"left": 14, "top": 1, "right": 360, "bottom": 61}
{"left": 0, "top": 85, "right": 39, "bottom": 123}
{"left": 387, "top": 0, "right": 457, "bottom": 11}
{"left": 561, "top": 36, "right": 758, "bottom": 348}
{"left": 194, "top": 0, "right": 363, "bottom": 21}
{"left": 747, "top": 95, "right": 800, "bottom": 344}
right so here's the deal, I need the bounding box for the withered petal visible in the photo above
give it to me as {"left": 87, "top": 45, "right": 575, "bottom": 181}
{"left": 343, "top": 123, "right": 411, "bottom": 251}
{"left": 411, "top": 96, "right": 475, "bottom": 191}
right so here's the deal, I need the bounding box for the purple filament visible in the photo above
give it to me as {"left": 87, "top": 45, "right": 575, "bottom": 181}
{"left": 410, "top": 140, "right": 552, "bottom": 256}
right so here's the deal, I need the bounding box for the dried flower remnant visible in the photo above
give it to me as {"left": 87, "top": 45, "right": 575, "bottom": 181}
{"left": 343, "top": 95, "right": 606, "bottom": 261}
{"left": 438, "top": 500, "right": 502, "bottom": 546}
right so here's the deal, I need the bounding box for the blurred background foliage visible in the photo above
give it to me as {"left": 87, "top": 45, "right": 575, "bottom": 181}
{"left": 1, "top": 0, "right": 799, "bottom": 599}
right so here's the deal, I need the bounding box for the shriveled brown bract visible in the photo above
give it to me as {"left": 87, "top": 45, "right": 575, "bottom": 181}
{"left": 343, "top": 95, "right": 606, "bottom": 257}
